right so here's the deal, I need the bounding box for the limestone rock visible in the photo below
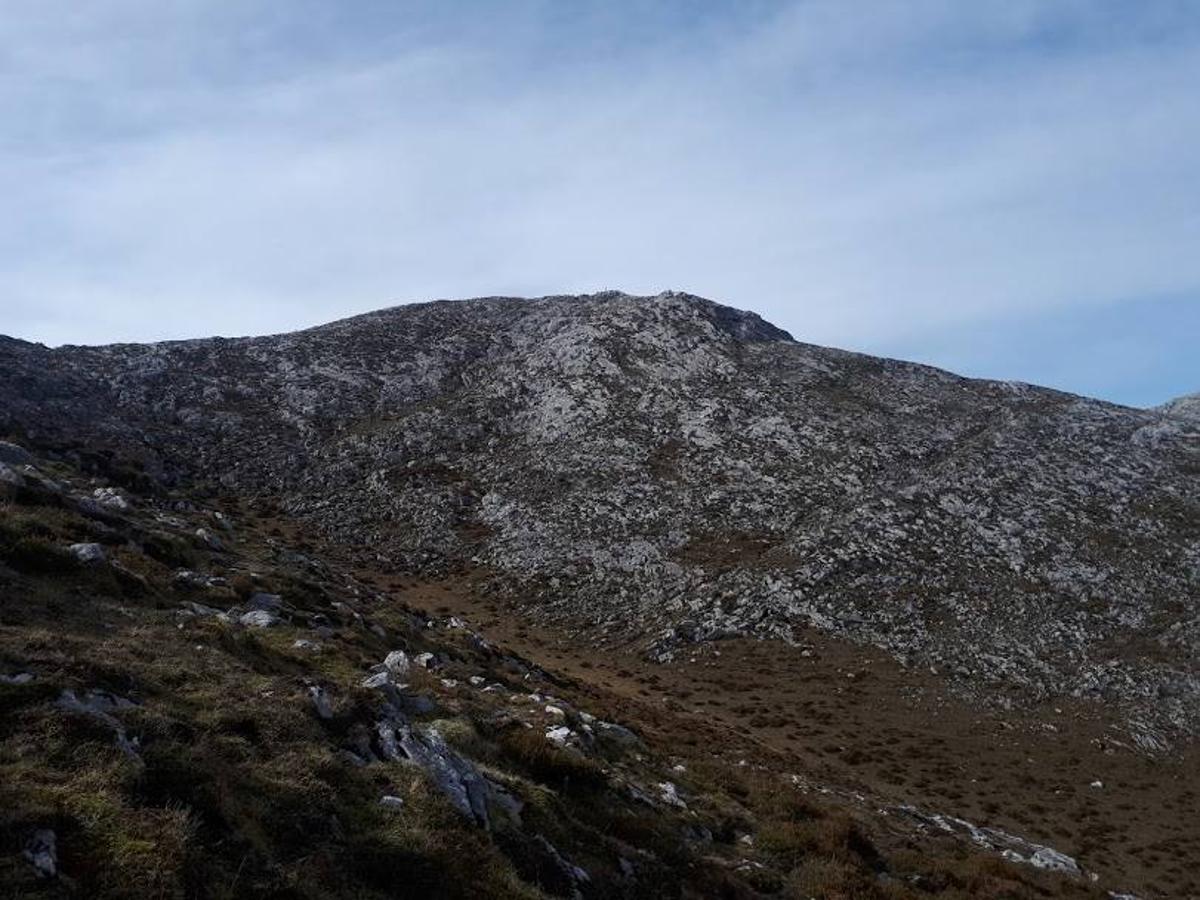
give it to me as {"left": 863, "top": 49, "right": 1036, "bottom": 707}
{"left": 383, "top": 650, "right": 411, "bottom": 676}
{"left": 92, "top": 487, "right": 131, "bottom": 511}
{"left": 239, "top": 609, "right": 278, "bottom": 628}
{"left": 68, "top": 542, "right": 106, "bottom": 565}
{"left": 308, "top": 685, "right": 334, "bottom": 720}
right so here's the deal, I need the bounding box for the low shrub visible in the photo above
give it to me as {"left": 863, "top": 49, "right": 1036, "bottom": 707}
{"left": 228, "top": 572, "right": 259, "bottom": 600}
{"left": 141, "top": 531, "right": 199, "bottom": 568}
{"left": 0, "top": 535, "right": 80, "bottom": 575}
{"left": 758, "top": 813, "right": 879, "bottom": 872}
{"left": 496, "top": 727, "right": 607, "bottom": 790}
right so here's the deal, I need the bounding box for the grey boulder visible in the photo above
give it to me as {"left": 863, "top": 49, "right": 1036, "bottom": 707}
{"left": 23, "top": 829, "right": 57, "bottom": 878}
{"left": 308, "top": 685, "right": 334, "bottom": 720}
{"left": 68, "top": 543, "right": 106, "bottom": 565}
{"left": 0, "top": 462, "right": 26, "bottom": 489}
{"left": 0, "top": 441, "right": 34, "bottom": 467}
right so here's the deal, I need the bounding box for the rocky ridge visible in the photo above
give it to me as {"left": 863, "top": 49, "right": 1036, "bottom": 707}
{"left": 1, "top": 291, "right": 1197, "bottom": 741}
{"left": 1159, "top": 392, "right": 1200, "bottom": 424}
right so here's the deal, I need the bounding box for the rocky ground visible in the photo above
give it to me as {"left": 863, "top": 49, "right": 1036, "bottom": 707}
{"left": 0, "top": 291, "right": 1196, "bottom": 897}
{"left": 429, "top": 572, "right": 1200, "bottom": 898}
{"left": 0, "top": 441, "right": 1122, "bottom": 898}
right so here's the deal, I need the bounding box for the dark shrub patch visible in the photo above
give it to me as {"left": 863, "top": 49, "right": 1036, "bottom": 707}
{"left": 141, "top": 531, "right": 199, "bottom": 568}
{"left": 1, "top": 535, "right": 80, "bottom": 575}
{"left": 496, "top": 727, "right": 607, "bottom": 790}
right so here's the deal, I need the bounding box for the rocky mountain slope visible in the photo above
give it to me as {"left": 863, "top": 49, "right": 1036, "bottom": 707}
{"left": 1, "top": 292, "right": 1196, "bottom": 742}
{"left": 2, "top": 291, "right": 1198, "bottom": 898}
{"left": 1159, "top": 392, "right": 1200, "bottom": 424}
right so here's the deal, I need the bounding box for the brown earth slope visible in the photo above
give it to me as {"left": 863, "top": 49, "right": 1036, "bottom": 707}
{"left": 420, "top": 574, "right": 1200, "bottom": 899}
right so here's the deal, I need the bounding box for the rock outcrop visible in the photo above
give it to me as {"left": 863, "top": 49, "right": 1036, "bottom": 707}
{"left": 1158, "top": 392, "right": 1200, "bottom": 423}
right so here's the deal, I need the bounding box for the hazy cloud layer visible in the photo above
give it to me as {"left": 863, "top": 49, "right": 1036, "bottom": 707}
{"left": 1, "top": 1, "right": 1197, "bottom": 404}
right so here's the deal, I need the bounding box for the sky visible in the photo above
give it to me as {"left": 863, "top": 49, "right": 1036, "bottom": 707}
{"left": 0, "top": 1, "right": 1197, "bottom": 407}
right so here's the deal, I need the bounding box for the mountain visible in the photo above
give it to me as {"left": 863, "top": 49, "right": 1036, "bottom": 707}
{"left": 2, "top": 292, "right": 1196, "bottom": 734}
{"left": 1158, "top": 392, "right": 1200, "bottom": 423}
{"left": 1, "top": 292, "right": 1197, "bottom": 898}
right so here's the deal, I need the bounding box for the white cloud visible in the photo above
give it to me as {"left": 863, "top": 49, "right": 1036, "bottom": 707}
{"left": 0, "top": 0, "right": 1197, "bottom": 401}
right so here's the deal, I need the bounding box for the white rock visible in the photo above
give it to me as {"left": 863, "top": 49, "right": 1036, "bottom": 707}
{"left": 239, "top": 609, "right": 278, "bottom": 628}
{"left": 195, "top": 528, "right": 223, "bottom": 550}
{"left": 657, "top": 781, "right": 687, "bottom": 808}
{"left": 68, "top": 542, "right": 106, "bottom": 565}
{"left": 308, "top": 685, "right": 333, "bottom": 720}
{"left": 383, "top": 650, "right": 411, "bottom": 675}
{"left": 92, "top": 487, "right": 130, "bottom": 511}
{"left": 1028, "top": 846, "right": 1080, "bottom": 875}
{"left": 545, "top": 725, "right": 572, "bottom": 744}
